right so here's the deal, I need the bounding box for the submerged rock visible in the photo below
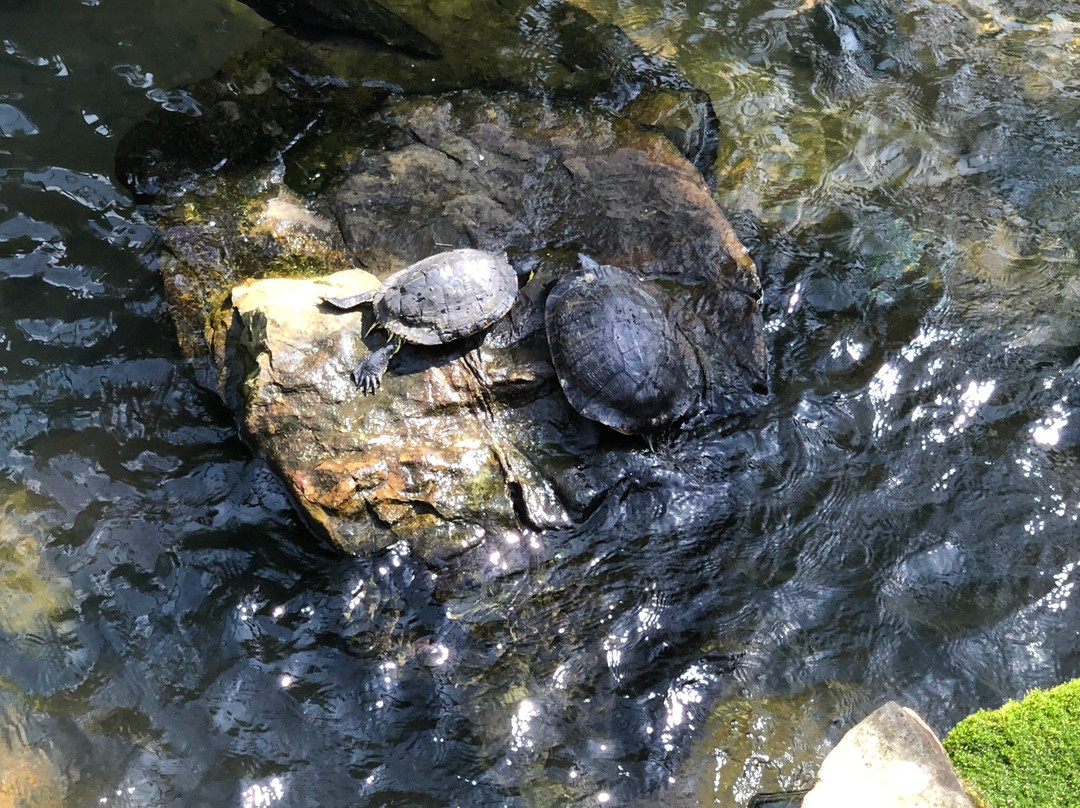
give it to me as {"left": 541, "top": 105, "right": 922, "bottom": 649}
{"left": 232, "top": 0, "right": 719, "bottom": 172}
{"left": 0, "top": 709, "right": 66, "bottom": 808}
{"left": 0, "top": 487, "right": 73, "bottom": 636}
{"left": 115, "top": 0, "right": 719, "bottom": 197}
{"left": 118, "top": 22, "right": 766, "bottom": 558}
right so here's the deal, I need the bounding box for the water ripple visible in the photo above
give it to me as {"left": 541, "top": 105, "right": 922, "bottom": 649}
{"left": 1, "top": 0, "right": 1080, "bottom": 806}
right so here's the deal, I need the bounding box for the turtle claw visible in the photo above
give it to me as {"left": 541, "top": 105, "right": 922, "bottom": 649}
{"left": 350, "top": 338, "right": 399, "bottom": 395}
{"left": 352, "top": 359, "right": 383, "bottom": 395}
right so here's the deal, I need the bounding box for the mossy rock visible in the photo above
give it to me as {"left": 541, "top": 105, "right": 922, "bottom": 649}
{"left": 944, "top": 678, "right": 1080, "bottom": 808}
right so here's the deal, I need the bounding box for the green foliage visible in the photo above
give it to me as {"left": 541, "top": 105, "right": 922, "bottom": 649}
{"left": 943, "top": 679, "right": 1080, "bottom": 808}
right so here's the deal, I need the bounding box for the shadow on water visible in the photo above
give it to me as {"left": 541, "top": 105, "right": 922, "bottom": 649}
{"left": 2, "top": 0, "right": 1080, "bottom": 806}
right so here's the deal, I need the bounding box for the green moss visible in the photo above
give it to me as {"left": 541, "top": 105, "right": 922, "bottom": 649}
{"left": 944, "top": 679, "right": 1080, "bottom": 808}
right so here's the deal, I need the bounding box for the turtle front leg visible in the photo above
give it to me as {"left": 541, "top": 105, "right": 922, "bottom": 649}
{"left": 352, "top": 336, "right": 402, "bottom": 394}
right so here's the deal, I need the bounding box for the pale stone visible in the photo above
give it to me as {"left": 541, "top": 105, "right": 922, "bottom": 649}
{"left": 801, "top": 701, "right": 975, "bottom": 808}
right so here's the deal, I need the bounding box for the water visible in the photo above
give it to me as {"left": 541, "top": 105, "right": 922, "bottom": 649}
{"left": 2, "top": 0, "right": 1080, "bottom": 806}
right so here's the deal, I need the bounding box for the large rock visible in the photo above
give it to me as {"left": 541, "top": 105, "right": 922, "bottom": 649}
{"left": 219, "top": 267, "right": 570, "bottom": 557}
{"left": 118, "top": 28, "right": 766, "bottom": 558}
{"left": 801, "top": 702, "right": 976, "bottom": 808}
{"left": 170, "top": 91, "right": 767, "bottom": 558}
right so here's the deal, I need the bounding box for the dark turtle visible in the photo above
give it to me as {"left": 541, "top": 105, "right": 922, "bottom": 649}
{"left": 323, "top": 248, "right": 518, "bottom": 393}
{"left": 545, "top": 256, "right": 699, "bottom": 435}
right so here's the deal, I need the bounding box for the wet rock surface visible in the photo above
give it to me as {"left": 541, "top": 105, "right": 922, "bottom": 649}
{"left": 118, "top": 18, "right": 766, "bottom": 559}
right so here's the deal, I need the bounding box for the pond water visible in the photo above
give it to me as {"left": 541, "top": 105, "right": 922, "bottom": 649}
{"left": 3, "top": 0, "right": 1080, "bottom": 806}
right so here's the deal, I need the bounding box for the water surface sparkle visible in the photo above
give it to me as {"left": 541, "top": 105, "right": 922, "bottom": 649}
{"left": 3, "top": 0, "right": 1080, "bottom": 806}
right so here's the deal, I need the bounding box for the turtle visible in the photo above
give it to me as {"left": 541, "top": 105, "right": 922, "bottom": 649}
{"left": 322, "top": 248, "right": 519, "bottom": 393}
{"left": 544, "top": 256, "right": 699, "bottom": 435}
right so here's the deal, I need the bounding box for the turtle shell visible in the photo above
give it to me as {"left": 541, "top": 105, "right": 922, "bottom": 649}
{"left": 374, "top": 249, "right": 518, "bottom": 345}
{"left": 545, "top": 262, "right": 698, "bottom": 435}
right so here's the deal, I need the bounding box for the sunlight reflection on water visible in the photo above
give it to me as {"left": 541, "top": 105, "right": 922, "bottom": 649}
{"left": 2, "top": 0, "right": 1080, "bottom": 806}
